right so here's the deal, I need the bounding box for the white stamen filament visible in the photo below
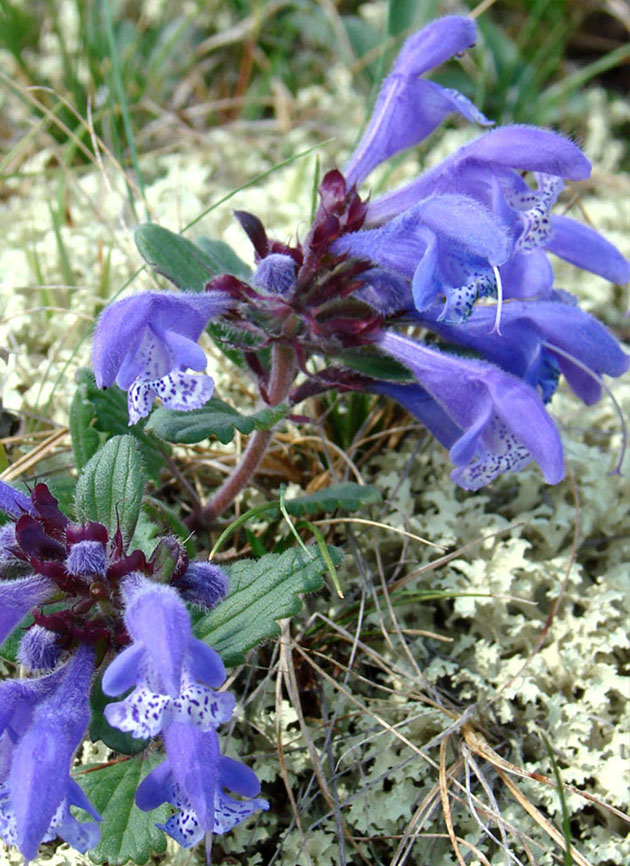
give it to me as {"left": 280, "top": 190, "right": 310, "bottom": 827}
{"left": 542, "top": 341, "right": 627, "bottom": 475}
{"left": 491, "top": 265, "right": 504, "bottom": 335}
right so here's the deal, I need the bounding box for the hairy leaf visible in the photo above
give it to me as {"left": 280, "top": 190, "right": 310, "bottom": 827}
{"left": 135, "top": 223, "right": 248, "bottom": 291}
{"left": 69, "top": 383, "right": 103, "bottom": 470}
{"left": 338, "top": 347, "right": 414, "bottom": 381}
{"left": 73, "top": 369, "right": 166, "bottom": 480}
{"left": 75, "top": 435, "right": 145, "bottom": 547}
{"left": 195, "top": 236, "right": 251, "bottom": 279}
{"left": 146, "top": 397, "right": 287, "bottom": 445}
{"left": 285, "top": 482, "right": 381, "bottom": 516}
{"left": 75, "top": 753, "right": 169, "bottom": 865}
{"left": 195, "top": 546, "right": 341, "bottom": 665}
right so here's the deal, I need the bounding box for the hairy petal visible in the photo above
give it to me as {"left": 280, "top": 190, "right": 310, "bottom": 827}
{"left": 163, "top": 724, "right": 218, "bottom": 834}
{"left": 334, "top": 195, "right": 510, "bottom": 275}
{"left": 0, "top": 483, "right": 35, "bottom": 521}
{"left": 10, "top": 645, "right": 95, "bottom": 861}
{"left": 0, "top": 576, "right": 56, "bottom": 646}
{"left": 419, "top": 299, "right": 629, "bottom": 404}
{"left": 354, "top": 268, "right": 413, "bottom": 314}
{"left": 177, "top": 561, "right": 229, "bottom": 610}
{"left": 136, "top": 734, "right": 268, "bottom": 848}
{"left": 546, "top": 215, "right": 630, "bottom": 285}
{"left": 101, "top": 642, "right": 146, "bottom": 696}
{"left": 376, "top": 331, "right": 564, "bottom": 488}
{"left": 93, "top": 291, "right": 232, "bottom": 389}
{"left": 367, "top": 126, "right": 591, "bottom": 224}
{"left": 499, "top": 249, "right": 554, "bottom": 299}
{"left": 121, "top": 579, "right": 190, "bottom": 697}
{"left": 370, "top": 381, "right": 461, "bottom": 448}
{"left": 344, "top": 16, "right": 488, "bottom": 186}
{"left": 252, "top": 254, "right": 297, "bottom": 296}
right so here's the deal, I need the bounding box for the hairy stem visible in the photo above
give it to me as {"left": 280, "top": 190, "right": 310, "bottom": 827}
{"left": 195, "top": 344, "right": 297, "bottom": 526}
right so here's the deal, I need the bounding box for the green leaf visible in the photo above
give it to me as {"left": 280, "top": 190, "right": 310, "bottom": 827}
{"left": 70, "top": 383, "right": 103, "bottom": 470}
{"left": 73, "top": 369, "right": 166, "bottom": 480}
{"left": 75, "top": 435, "right": 145, "bottom": 546}
{"left": 146, "top": 396, "right": 287, "bottom": 445}
{"left": 195, "top": 546, "right": 341, "bottom": 666}
{"left": 207, "top": 319, "right": 268, "bottom": 370}
{"left": 0, "top": 613, "right": 32, "bottom": 663}
{"left": 75, "top": 753, "right": 169, "bottom": 865}
{"left": 135, "top": 224, "right": 248, "bottom": 292}
{"left": 284, "top": 482, "right": 381, "bottom": 517}
{"left": 143, "top": 497, "right": 196, "bottom": 557}
{"left": 337, "top": 348, "right": 414, "bottom": 381}
{"left": 195, "top": 236, "right": 251, "bottom": 279}
{"left": 89, "top": 677, "right": 149, "bottom": 757}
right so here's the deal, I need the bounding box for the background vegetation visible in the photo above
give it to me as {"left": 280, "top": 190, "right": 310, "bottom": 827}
{"left": 1, "top": 1, "right": 629, "bottom": 864}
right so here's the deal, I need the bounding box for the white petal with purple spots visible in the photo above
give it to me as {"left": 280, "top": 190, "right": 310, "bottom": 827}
{"left": 158, "top": 808, "right": 203, "bottom": 849}
{"left": 502, "top": 172, "right": 564, "bottom": 253}
{"left": 452, "top": 411, "right": 532, "bottom": 490}
{"left": 156, "top": 371, "right": 215, "bottom": 412}
{"left": 104, "top": 687, "right": 171, "bottom": 739}
{"left": 214, "top": 789, "right": 269, "bottom": 834}
{"left": 127, "top": 379, "right": 157, "bottom": 425}
{"left": 170, "top": 684, "right": 235, "bottom": 731}
{"left": 154, "top": 779, "right": 268, "bottom": 847}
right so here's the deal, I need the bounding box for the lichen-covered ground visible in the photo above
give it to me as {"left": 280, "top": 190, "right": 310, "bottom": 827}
{"left": 1, "top": 3, "right": 629, "bottom": 864}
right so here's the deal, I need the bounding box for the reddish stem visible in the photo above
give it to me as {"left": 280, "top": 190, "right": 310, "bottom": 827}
{"left": 195, "top": 343, "right": 297, "bottom": 526}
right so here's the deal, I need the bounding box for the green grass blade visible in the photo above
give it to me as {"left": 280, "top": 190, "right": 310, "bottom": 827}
{"left": 542, "top": 735, "right": 574, "bottom": 866}
{"left": 182, "top": 139, "right": 333, "bottom": 233}
{"left": 102, "top": 0, "right": 147, "bottom": 219}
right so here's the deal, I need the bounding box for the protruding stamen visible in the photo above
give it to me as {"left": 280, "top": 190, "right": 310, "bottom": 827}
{"left": 491, "top": 265, "right": 504, "bottom": 336}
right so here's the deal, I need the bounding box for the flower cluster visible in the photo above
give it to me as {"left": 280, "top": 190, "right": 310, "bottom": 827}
{"left": 0, "top": 481, "right": 266, "bottom": 860}
{"left": 93, "top": 15, "right": 628, "bottom": 493}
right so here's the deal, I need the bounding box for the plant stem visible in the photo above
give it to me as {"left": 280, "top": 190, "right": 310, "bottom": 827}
{"left": 195, "top": 343, "right": 297, "bottom": 526}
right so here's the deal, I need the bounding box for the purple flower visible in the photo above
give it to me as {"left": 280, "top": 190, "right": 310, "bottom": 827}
{"left": 0, "top": 575, "right": 56, "bottom": 646}
{"left": 369, "top": 381, "right": 462, "bottom": 448}
{"left": 418, "top": 299, "right": 629, "bottom": 405}
{"left": 177, "top": 560, "right": 229, "bottom": 610}
{"left": 375, "top": 331, "right": 564, "bottom": 489}
{"left": 358, "top": 124, "right": 630, "bottom": 305}
{"left": 333, "top": 194, "right": 511, "bottom": 322}
{"left": 366, "top": 125, "right": 591, "bottom": 225}
{"left": 102, "top": 576, "right": 233, "bottom": 738}
{"left": 102, "top": 575, "right": 267, "bottom": 846}
{"left": 545, "top": 215, "right": 630, "bottom": 286}
{"left": 0, "top": 482, "right": 34, "bottom": 520}
{"left": 344, "top": 16, "right": 491, "bottom": 187}
{"left": 0, "top": 644, "right": 100, "bottom": 860}
{"left": 136, "top": 724, "right": 268, "bottom": 848}
{"left": 93, "top": 290, "right": 234, "bottom": 425}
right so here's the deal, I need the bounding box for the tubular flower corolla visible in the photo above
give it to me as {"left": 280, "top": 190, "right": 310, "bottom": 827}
{"left": 375, "top": 331, "right": 565, "bottom": 490}
{"left": 102, "top": 575, "right": 268, "bottom": 845}
{"left": 93, "top": 290, "right": 234, "bottom": 424}
{"left": 0, "top": 644, "right": 100, "bottom": 860}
